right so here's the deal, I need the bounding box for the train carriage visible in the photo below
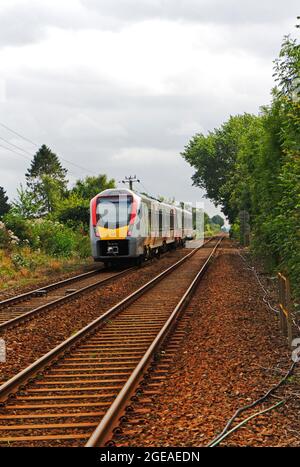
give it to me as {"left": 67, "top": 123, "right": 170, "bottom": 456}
{"left": 90, "top": 188, "right": 192, "bottom": 264}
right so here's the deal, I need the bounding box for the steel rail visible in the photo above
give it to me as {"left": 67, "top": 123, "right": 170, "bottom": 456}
{"left": 0, "top": 267, "right": 135, "bottom": 331}
{"left": 0, "top": 236, "right": 212, "bottom": 311}
{"left": 0, "top": 239, "right": 210, "bottom": 330}
{"left": 0, "top": 268, "right": 102, "bottom": 309}
{"left": 0, "top": 237, "right": 215, "bottom": 404}
{"left": 85, "top": 237, "right": 223, "bottom": 446}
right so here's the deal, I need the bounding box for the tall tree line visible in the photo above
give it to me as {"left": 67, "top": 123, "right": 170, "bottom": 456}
{"left": 182, "top": 28, "right": 300, "bottom": 295}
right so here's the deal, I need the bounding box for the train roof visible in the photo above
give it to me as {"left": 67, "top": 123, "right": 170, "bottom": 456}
{"left": 96, "top": 188, "right": 192, "bottom": 214}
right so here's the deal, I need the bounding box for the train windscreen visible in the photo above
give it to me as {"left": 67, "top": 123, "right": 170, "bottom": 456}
{"left": 96, "top": 196, "right": 133, "bottom": 229}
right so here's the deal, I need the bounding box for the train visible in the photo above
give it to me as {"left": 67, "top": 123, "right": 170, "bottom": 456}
{"left": 90, "top": 188, "right": 193, "bottom": 265}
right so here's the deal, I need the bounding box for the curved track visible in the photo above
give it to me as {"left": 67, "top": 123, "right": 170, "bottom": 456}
{"left": 0, "top": 237, "right": 222, "bottom": 447}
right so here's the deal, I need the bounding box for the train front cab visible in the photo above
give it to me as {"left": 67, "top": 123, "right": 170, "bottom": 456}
{"left": 90, "top": 190, "right": 193, "bottom": 265}
{"left": 90, "top": 191, "right": 144, "bottom": 264}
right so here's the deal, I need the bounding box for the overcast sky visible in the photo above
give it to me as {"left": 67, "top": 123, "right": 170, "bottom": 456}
{"left": 0, "top": 0, "right": 299, "bottom": 219}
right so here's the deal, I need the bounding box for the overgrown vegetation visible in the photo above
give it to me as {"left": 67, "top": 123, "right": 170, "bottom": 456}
{"left": 182, "top": 28, "right": 300, "bottom": 297}
{"left": 1, "top": 134, "right": 222, "bottom": 286}
{"left": 0, "top": 143, "right": 116, "bottom": 288}
{"left": 202, "top": 212, "right": 224, "bottom": 236}
{"left": 0, "top": 246, "right": 91, "bottom": 291}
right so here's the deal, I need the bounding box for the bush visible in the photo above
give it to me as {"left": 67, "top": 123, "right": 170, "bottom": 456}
{"left": 31, "top": 219, "right": 86, "bottom": 258}
{"left": 2, "top": 215, "right": 91, "bottom": 258}
{"left": 3, "top": 213, "right": 33, "bottom": 246}
{"left": 54, "top": 194, "right": 89, "bottom": 231}
{"left": 57, "top": 205, "right": 89, "bottom": 229}
{"left": 11, "top": 253, "right": 35, "bottom": 270}
{"left": 0, "top": 220, "right": 20, "bottom": 249}
{"left": 76, "top": 235, "right": 91, "bottom": 258}
{"left": 205, "top": 222, "right": 221, "bottom": 237}
{"left": 0, "top": 222, "right": 10, "bottom": 248}
{"left": 229, "top": 222, "right": 240, "bottom": 240}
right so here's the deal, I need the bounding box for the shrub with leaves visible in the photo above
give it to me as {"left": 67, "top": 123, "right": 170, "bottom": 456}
{"left": 0, "top": 221, "right": 20, "bottom": 249}
{"left": 3, "top": 215, "right": 90, "bottom": 259}
{"left": 53, "top": 193, "right": 89, "bottom": 231}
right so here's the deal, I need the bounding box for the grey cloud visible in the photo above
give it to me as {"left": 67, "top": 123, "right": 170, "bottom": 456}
{"left": 0, "top": 8, "right": 46, "bottom": 47}
{"left": 0, "top": 2, "right": 115, "bottom": 48}
{"left": 4, "top": 63, "right": 271, "bottom": 192}
{"left": 1, "top": 0, "right": 297, "bottom": 219}
{"left": 1, "top": 0, "right": 298, "bottom": 49}
{"left": 82, "top": 0, "right": 299, "bottom": 25}
{"left": 6, "top": 67, "right": 265, "bottom": 155}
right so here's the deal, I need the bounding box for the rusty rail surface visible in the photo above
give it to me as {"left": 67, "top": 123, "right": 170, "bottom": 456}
{"left": 0, "top": 236, "right": 221, "bottom": 447}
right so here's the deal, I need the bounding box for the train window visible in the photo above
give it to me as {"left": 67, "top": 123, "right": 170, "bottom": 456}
{"left": 148, "top": 208, "right": 152, "bottom": 236}
{"left": 176, "top": 209, "right": 181, "bottom": 229}
{"left": 170, "top": 209, "right": 174, "bottom": 231}
{"left": 96, "top": 196, "right": 132, "bottom": 229}
{"left": 159, "top": 210, "right": 163, "bottom": 235}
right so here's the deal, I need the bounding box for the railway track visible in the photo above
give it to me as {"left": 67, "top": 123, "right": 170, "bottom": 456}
{"left": 0, "top": 266, "right": 133, "bottom": 330}
{"left": 113, "top": 290, "right": 201, "bottom": 447}
{"left": 0, "top": 236, "right": 222, "bottom": 447}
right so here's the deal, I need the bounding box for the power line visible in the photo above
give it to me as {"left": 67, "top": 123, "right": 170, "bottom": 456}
{"left": 0, "top": 142, "right": 32, "bottom": 161}
{"left": 0, "top": 121, "right": 96, "bottom": 176}
{"left": 56, "top": 155, "right": 96, "bottom": 176}
{"left": 0, "top": 122, "right": 38, "bottom": 146}
{"left": 0, "top": 135, "right": 34, "bottom": 157}
{"left": 139, "top": 180, "right": 154, "bottom": 196}
{"left": 0, "top": 141, "right": 95, "bottom": 185}
{"left": 0, "top": 142, "right": 95, "bottom": 189}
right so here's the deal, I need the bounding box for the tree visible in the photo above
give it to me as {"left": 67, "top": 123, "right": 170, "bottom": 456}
{"left": 273, "top": 35, "right": 300, "bottom": 99}
{"left": 11, "top": 184, "right": 43, "bottom": 218}
{"left": 71, "top": 174, "right": 115, "bottom": 200}
{"left": 54, "top": 193, "right": 90, "bottom": 230}
{"left": 211, "top": 215, "right": 224, "bottom": 228}
{"left": 53, "top": 174, "right": 115, "bottom": 229}
{"left": 26, "top": 145, "right": 68, "bottom": 214}
{"left": 0, "top": 186, "right": 10, "bottom": 218}
{"left": 181, "top": 26, "right": 300, "bottom": 298}
{"left": 39, "top": 175, "right": 64, "bottom": 214}
{"left": 181, "top": 114, "right": 257, "bottom": 223}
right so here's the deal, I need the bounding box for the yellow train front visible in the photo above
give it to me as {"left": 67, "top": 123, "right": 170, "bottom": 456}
{"left": 90, "top": 188, "right": 192, "bottom": 265}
